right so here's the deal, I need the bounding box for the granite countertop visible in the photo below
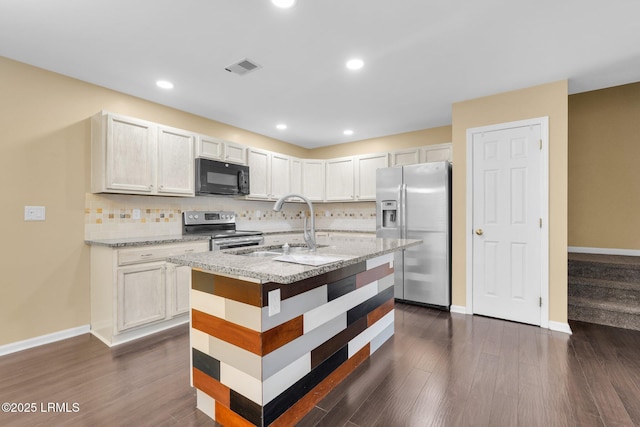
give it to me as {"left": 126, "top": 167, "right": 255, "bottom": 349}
{"left": 167, "top": 235, "right": 421, "bottom": 284}
{"left": 85, "top": 229, "right": 375, "bottom": 247}
{"left": 84, "top": 234, "right": 211, "bottom": 247}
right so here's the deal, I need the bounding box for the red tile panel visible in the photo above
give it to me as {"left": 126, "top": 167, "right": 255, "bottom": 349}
{"left": 355, "top": 262, "right": 394, "bottom": 288}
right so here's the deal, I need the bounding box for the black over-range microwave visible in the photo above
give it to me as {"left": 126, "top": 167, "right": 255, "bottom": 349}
{"left": 195, "top": 158, "right": 250, "bottom": 196}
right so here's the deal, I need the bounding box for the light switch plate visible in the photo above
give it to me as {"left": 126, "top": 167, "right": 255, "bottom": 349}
{"left": 25, "top": 206, "right": 46, "bottom": 221}
{"left": 132, "top": 209, "right": 141, "bottom": 220}
{"left": 268, "top": 289, "right": 281, "bottom": 316}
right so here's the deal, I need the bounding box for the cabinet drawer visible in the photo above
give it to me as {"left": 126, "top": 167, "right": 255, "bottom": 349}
{"left": 118, "top": 241, "right": 209, "bottom": 266}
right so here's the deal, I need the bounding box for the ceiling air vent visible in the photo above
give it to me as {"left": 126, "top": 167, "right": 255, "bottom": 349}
{"left": 225, "top": 58, "right": 262, "bottom": 76}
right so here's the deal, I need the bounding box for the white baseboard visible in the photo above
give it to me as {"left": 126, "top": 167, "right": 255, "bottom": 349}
{"left": 0, "top": 325, "right": 90, "bottom": 357}
{"left": 450, "top": 305, "right": 467, "bottom": 314}
{"left": 548, "top": 321, "right": 573, "bottom": 335}
{"left": 569, "top": 246, "right": 640, "bottom": 256}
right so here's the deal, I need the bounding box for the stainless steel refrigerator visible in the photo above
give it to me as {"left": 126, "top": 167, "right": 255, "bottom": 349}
{"left": 376, "top": 161, "right": 451, "bottom": 309}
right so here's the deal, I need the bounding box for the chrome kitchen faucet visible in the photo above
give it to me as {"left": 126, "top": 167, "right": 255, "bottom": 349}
{"left": 273, "top": 193, "right": 317, "bottom": 252}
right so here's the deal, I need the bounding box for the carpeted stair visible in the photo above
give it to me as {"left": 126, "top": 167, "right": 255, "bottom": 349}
{"left": 568, "top": 252, "right": 640, "bottom": 331}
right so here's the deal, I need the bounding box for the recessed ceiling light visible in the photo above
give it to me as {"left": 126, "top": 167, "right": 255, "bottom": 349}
{"left": 346, "top": 59, "right": 364, "bottom": 70}
{"left": 156, "top": 80, "right": 174, "bottom": 89}
{"left": 343, "top": 129, "right": 354, "bottom": 136}
{"left": 271, "top": 0, "right": 296, "bottom": 8}
{"left": 276, "top": 123, "right": 287, "bottom": 130}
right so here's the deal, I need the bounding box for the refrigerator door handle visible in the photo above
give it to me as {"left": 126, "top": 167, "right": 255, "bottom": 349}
{"left": 400, "top": 183, "right": 407, "bottom": 239}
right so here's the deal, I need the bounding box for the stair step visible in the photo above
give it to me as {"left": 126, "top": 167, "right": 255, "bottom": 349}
{"left": 568, "top": 276, "right": 640, "bottom": 302}
{"left": 569, "top": 297, "right": 640, "bottom": 331}
{"left": 569, "top": 253, "right": 640, "bottom": 283}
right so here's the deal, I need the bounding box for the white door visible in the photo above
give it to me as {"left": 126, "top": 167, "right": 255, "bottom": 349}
{"left": 471, "top": 123, "right": 543, "bottom": 325}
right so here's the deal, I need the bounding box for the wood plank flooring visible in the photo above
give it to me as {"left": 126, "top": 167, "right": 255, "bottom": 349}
{"left": 1, "top": 303, "right": 640, "bottom": 426}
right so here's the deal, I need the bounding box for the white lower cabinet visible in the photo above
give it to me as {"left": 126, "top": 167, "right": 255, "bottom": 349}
{"left": 90, "top": 241, "right": 209, "bottom": 346}
{"left": 117, "top": 262, "right": 166, "bottom": 332}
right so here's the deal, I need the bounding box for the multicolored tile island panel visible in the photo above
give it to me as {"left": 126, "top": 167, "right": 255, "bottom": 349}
{"left": 190, "top": 254, "right": 395, "bottom": 426}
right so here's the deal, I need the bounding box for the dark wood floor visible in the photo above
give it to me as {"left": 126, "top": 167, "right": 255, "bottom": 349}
{"left": 1, "top": 303, "right": 639, "bottom": 427}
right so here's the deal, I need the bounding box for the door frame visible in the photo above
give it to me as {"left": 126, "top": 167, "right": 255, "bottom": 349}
{"left": 465, "top": 117, "right": 549, "bottom": 328}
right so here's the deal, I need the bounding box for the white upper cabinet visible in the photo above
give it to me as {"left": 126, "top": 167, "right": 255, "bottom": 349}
{"left": 355, "top": 152, "right": 389, "bottom": 200}
{"left": 290, "top": 158, "right": 303, "bottom": 195}
{"left": 302, "top": 159, "right": 325, "bottom": 201}
{"left": 157, "top": 126, "right": 194, "bottom": 196}
{"left": 95, "top": 113, "right": 156, "bottom": 194}
{"left": 247, "top": 148, "right": 292, "bottom": 200}
{"left": 224, "top": 141, "right": 248, "bottom": 165}
{"left": 391, "top": 148, "right": 420, "bottom": 166}
{"left": 270, "top": 152, "right": 291, "bottom": 199}
{"left": 422, "top": 143, "right": 452, "bottom": 163}
{"left": 325, "top": 157, "right": 355, "bottom": 201}
{"left": 196, "top": 135, "right": 247, "bottom": 165}
{"left": 247, "top": 148, "right": 271, "bottom": 199}
{"left": 92, "top": 112, "right": 195, "bottom": 197}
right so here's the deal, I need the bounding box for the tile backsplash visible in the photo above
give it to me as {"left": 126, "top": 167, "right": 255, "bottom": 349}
{"left": 85, "top": 193, "right": 376, "bottom": 239}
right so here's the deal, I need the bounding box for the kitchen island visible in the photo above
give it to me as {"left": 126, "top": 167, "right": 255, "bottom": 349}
{"left": 168, "top": 235, "right": 420, "bottom": 427}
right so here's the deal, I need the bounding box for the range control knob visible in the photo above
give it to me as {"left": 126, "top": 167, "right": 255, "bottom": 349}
{"left": 194, "top": 214, "right": 199, "bottom": 219}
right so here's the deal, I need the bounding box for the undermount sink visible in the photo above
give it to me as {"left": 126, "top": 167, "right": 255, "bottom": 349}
{"left": 239, "top": 246, "right": 320, "bottom": 257}
{"left": 237, "top": 245, "right": 343, "bottom": 266}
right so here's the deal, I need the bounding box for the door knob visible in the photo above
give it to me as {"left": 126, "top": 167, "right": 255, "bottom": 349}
{"left": 475, "top": 229, "right": 483, "bottom": 236}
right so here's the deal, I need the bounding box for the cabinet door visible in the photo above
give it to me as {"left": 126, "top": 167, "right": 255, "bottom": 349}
{"left": 105, "top": 114, "right": 156, "bottom": 193}
{"left": 168, "top": 263, "right": 191, "bottom": 317}
{"left": 196, "top": 135, "right": 224, "bottom": 160}
{"left": 225, "top": 141, "right": 248, "bottom": 165}
{"left": 248, "top": 148, "right": 271, "bottom": 199}
{"left": 117, "top": 263, "right": 166, "bottom": 332}
{"left": 325, "top": 157, "right": 355, "bottom": 201}
{"left": 290, "top": 158, "right": 302, "bottom": 194}
{"left": 391, "top": 149, "right": 420, "bottom": 166}
{"left": 270, "top": 152, "right": 291, "bottom": 199}
{"left": 355, "top": 153, "right": 389, "bottom": 200}
{"left": 422, "top": 143, "right": 452, "bottom": 163}
{"left": 302, "top": 159, "right": 325, "bottom": 201}
{"left": 157, "top": 126, "right": 195, "bottom": 196}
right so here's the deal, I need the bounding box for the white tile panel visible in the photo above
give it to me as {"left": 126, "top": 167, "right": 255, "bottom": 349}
{"left": 377, "top": 273, "right": 394, "bottom": 292}
{"left": 263, "top": 352, "right": 311, "bottom": 404}
{"left": 263, "top": 313, "right": 346, "bottom": 379}
{"left": 221, "top": 362, "right": 263, "bottom": 405}
{"left": 366, "top": 253, "right": 394, "bottom": 270}
{"left": 208, "top": 335, "right": 262, "bottom": 380}
{"left": 196, "top": 389, "right": 215, "bottom": 419}
{"left": 190, "top": 328, "right": 209, "bottom": 354}
{"left": 348, "top": 310, "right": 394, "bottom": 358}
{"left": 191, "top": 289, "right": 225, "bottom": 319}
{"left": 370, "top": 320, "right": 394, "bottom": 354}
{"left": 225, "top": 298, "right": 262, "bottom": 332}
{"left": 261, "top": 285, "right": 328, "bottom": 331}
{"left": 303, "top": 281, "right": 378, "bottom": 334}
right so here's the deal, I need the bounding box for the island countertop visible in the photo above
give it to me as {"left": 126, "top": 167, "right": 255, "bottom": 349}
{"left": 167, "top": 235, "right": 421, "bottom": 284}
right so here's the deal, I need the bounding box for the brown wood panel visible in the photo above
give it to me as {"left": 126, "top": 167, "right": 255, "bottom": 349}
{"left": 355, "top": 262, "right": 393, "bottom": 288}
{"left": 367, "top": 297, "right": 393, "bottom": 327}
{"left": 262, "top": 315, "right": 303, "bottom": 355}
{"left": 270, "top": 344, "right": 370, "bottom": 427}
{"left": 212, "top": 274, "right": 263, "bottom": 307}
{"left": 215, "top": 402, "right": 256, "bottom": 427}
{"left": 311, "top": 316, "right": 367, "bottom": 369}
{"left": 193, "top": 367, "right": 231, "bottom": 407}
{"left": 262, "top": 261, "right": 367, "bottom": 303}
{"left": 192, "top": 309, "right": 262, "bottom": 355}
{"left": 192, "top": 269, "right": 215, "bottom": 294}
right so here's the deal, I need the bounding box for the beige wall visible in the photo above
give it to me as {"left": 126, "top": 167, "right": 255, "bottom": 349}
{"left": 451, "top": 81, "right": 569, "bottom": 323}
{"left": 0, "top": 57, "right": 307, "bottom": 346}
{"left": 309, "top": 126, "right": 452, "bottom": 159}
{"left": 568, "top": 82, "right": 640, "bottom": 250}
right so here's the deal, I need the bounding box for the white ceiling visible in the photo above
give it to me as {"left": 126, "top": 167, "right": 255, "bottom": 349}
{"left": 1, "top": 0, "right": 640, "bottom": 148}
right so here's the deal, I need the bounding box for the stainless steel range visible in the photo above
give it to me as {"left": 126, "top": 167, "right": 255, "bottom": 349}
{"left": 182, "top": 210, "right": 263, "bottom": 251}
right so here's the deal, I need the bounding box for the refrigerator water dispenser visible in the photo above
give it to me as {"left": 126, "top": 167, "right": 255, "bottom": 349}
{"left": 381, "top": 200, "right": 398, "bottom": 228}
